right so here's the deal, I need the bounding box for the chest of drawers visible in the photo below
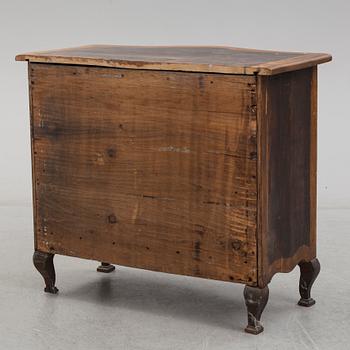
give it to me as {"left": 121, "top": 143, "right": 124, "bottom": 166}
{"left": 16, "top": 45, "right": 331, "bottom": 334}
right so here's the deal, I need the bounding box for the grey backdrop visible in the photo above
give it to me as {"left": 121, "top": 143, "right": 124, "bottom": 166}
{"left": 0, "top": 0, "right": 348, "bottom": 208}
{"left": 1, "top": 1, "right": 350, "bottom": 349}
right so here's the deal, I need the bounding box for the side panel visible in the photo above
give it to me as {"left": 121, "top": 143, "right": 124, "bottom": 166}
{"left": 30, "top": 63, "right": 258, "bottom": 285}
{"left": 257, "top": 67, "right": 317, "bottom": 287}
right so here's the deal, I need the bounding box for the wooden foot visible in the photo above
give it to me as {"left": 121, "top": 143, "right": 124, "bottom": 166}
{"left": 97, "top": 262, "right": 115, "bottom": 273}
{"left": 298, "top": 258, "right": 320, "bottom": 307}
{"left": 33, "top": 251, "right": 58, "bottom": 294}
{"left": 244, "top": 285, "right": 269, "bottom": 335}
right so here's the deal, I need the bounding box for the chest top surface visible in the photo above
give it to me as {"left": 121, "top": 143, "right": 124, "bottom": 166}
{"left": 16, "top": 45, "right": 331, "bottom": 76}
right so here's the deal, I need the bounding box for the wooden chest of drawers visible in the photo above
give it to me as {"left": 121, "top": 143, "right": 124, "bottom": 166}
{"left": 16, "top": 45, "right": 331, "bottom": 334}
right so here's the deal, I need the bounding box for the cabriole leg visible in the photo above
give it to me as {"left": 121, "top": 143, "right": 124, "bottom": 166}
{"left": 298, "top": 258, "right": 320, "bottom": 307}
{"left": 97, "top": 262, "right": 115, "bottom": 273}
{"left": 33, "top": 251, "right": 59, "bottom": 294}
{"left": 243, "top": 285, "right": 269, "bottom": 335}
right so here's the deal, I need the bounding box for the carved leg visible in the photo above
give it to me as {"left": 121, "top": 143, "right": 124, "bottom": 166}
{"left": 33, "top": 251, "right": 58, "bottom": 294}
{"left": 243, "top": 285, "right": 269, "bottom": 334}
{"left": 97, "top": 262, "right": 115, "bottom": 273}
{"left": 298, "top": 258, "right": 320, "bottom": 307}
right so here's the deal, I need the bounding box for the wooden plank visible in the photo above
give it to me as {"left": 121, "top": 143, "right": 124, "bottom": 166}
{"left": 17, "top": 45, "right": 332, "bottom": 76}
{"left": 28, "top": 65, "right": 39, "bottom": 249}
{"left": 310, "top": 66, "right": 318, "bottom": 257}
{"left": 256, "top": 75, "right": 268, "bottom": 288}
{"left": 257, "top": 68, "right": 316, "bottom": 287}
{"left": 253, "top": 53, "right": 330, "bottom": 75}
{"left": 30, "top": 63, "right": 258, "bottom": 285}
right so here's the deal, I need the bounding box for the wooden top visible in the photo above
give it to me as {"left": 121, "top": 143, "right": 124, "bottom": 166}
{"left": 16, "top": 45, "right": 332, "bottom": 75}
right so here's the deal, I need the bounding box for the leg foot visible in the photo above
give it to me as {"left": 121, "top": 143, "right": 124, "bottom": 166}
{"left": 97, "top": 262, "right": 115, "bottom": 273}
{"left": 298, "top": 258, "right": 320, "bottom": 307}
{"left": 33, "top": 251, "right": 58, "bottom": 294}
{"left": 244, "top": 285, "right": 269, "bottom": 335}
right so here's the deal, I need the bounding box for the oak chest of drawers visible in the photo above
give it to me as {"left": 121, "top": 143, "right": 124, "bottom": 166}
{"left": 16, "top": 45, "right": 331, "bottom": 334}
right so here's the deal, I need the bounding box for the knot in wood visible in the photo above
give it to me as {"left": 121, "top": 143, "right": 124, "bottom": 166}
{"left": 107, "top": 148, "right": 116, "bottom": 158}
{"left": 232, "top": 239, "right": 242, "bottom": 251}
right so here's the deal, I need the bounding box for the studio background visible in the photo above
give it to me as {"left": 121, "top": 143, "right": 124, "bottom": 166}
{"left": 1, "top": 0, "right": 348, "bottom": 208}
{"left": 0, "top": 1, "right": 349, "bottom": 350}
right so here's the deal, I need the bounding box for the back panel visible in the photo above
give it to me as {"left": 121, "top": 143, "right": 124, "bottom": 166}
{"left": 30, "top": 63, "right": 257, "bottom": 284}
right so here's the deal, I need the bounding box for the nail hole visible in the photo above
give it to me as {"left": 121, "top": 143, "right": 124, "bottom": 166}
{"left": 107, "top": 148, "right": 116, "bottom": 158}
{"left": 108, "top": 214, "right": 117, "bottom": 224}
{"left": 249, "top": 152, "right": 257, "bottom": 160}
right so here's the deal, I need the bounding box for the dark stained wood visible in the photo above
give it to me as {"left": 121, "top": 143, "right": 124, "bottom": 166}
{"left": 243, "top": 285, "right": 269, "bottom": 335}
{"left": 16, "top": 45, "right": 332, "bottom": 75}
{"left": 298, "top": 258, "right": 320, "bottom": 307}
{"left": 257, "top": 68, "right": 317, "bottom": 287}
{"left": 33, "top": 251, "right": 58, "bottom": 294}
{"left": 29, "top": 63, "right": 258, "bottom": 285}
{"left": 310, "top": 67, "right": 318, "bottom": 257}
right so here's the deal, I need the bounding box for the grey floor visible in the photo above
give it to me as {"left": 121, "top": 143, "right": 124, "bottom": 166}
{"left": 0, "top": 206, "right": 349, "bottom": 350}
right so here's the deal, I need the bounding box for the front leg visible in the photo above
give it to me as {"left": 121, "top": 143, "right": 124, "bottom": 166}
{"left": 298, "top": 258, "right": 320, "bottom": 307}
{"left": 33, "top": 251, "right": 58, "bottom": 294}
{"left": 243, "top": 285, "right": 269, "bottom": 334}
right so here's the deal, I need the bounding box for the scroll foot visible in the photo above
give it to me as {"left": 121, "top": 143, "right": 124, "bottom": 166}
{"left": 33, "top": 251, "right": 59, "bottom": 294}
{"left": 298, "top": 258, "right": 320, "bottom": 307}
{"left": 243, "top": 285, "right": 269, "bottom": 334}
{"left": 97, "top": 262, "right": 115, "bottom": 273}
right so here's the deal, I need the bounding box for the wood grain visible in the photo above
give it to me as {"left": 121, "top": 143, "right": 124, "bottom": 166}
{"left": 17, "top": 45, "right": 332, "bottom": 76}
{"left": 257, "top": 68, "right": 316, "bottom": 287}
{"left": 30, "top": 63, "right": 258, "bottom": 285}
{"left": 310, "top": 67, "right": 318, "bottom": 258}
